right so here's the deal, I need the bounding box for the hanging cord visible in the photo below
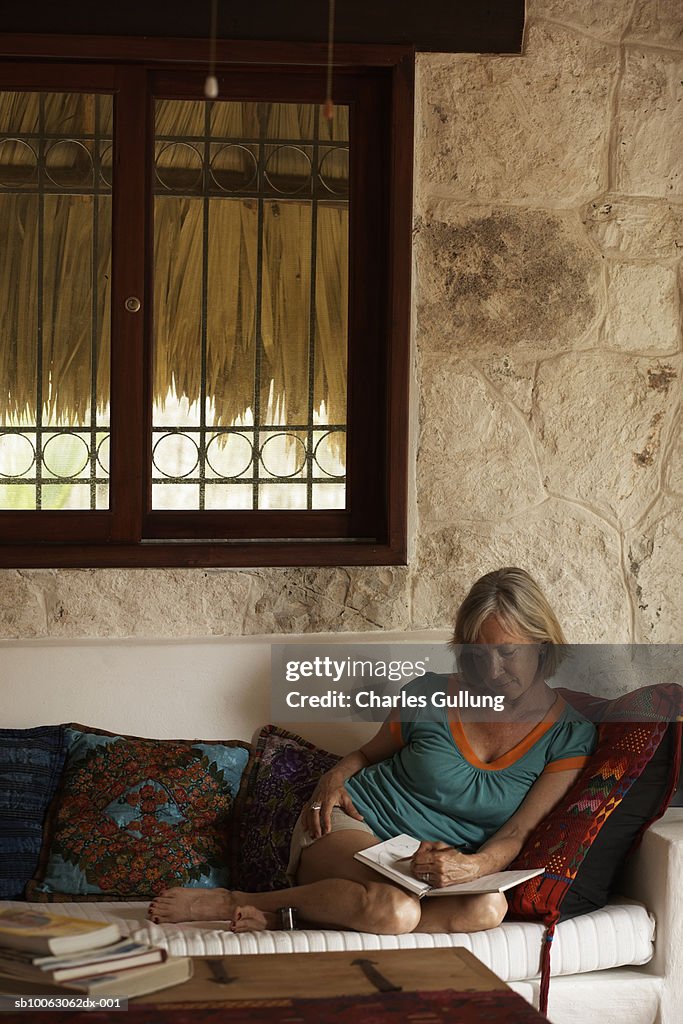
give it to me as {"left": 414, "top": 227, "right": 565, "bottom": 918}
{"left": 538, "top": 920, "right": 556, "bottom": 1016}
{"left": 205, "top": 0, "right": 219, "bottom": 99}
{"left": 322, "top": 0, "right": 336, "bottom": 121}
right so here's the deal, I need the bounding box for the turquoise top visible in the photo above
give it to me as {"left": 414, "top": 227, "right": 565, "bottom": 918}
{"left": 344, "top": 674, "right": 596, "bottom": 850}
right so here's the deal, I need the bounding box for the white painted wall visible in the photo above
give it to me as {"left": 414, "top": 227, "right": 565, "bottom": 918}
{"left": 1, "top": 630, "right": 450, "bottom": 752}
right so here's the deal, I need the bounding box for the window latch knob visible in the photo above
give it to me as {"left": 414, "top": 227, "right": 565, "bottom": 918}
{"left": 125, "top": 296, "right": 141, "bottom": 313}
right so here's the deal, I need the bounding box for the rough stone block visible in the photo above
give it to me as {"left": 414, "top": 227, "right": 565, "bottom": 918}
{"left": 534, "top": 353, "right": 681, "bottom": 526}
{"left": 530, "top": 0, "right": 633, "bottom": 42}
{"left": 412, "top": 500, "right": 629, "bottom": 641}
{"left": 251, "top": 567, "right": 410, "bottom": 634}
{"left": 668, "top": 415, "right": 683, "bottom": 495}
{"left": 616, "top": 48, "right": 683, "bottom": 198}
{"left": 625, "top": 502, "right": 683, "bottom": 642}
{"left": 417, "top": 354, "right": 545, "bottom": 522}
{"left": 416, "top": 204, "right": 601, "bottom": 355}
{"left": 417, "top": 23, "right": 617, "bottom": 204}
{"left": 582, "top": 196, "right": 683, "bottom": 257}
{"left": 605, "top": 262, "right": 680, "bottom": 353}
{"left": 0, "top": 570, "right": 49, "bottom": 638}
{"left": 626, "top": 0, "right": 683, "bottom": 50}
{"left": 476, "top": 353, "right": 537, "bottom": 416}
{"left": 33, "top": 569, "right": 251, "bottom": 638}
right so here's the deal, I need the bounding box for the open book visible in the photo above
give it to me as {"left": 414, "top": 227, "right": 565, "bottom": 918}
{"left": 354, "top": 835, "right": 544, "bottom": 898}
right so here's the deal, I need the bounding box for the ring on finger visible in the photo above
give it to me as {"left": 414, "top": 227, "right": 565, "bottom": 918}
{"left": 310, "top": 802, "right": 322, "bottom": 811}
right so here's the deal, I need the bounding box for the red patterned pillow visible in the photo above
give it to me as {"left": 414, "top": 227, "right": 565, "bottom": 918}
{"left": 507, "top": 683, "right": 683, "bottom": 1013}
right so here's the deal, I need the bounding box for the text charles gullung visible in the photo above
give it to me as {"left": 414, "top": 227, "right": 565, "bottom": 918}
{"left": 283, "top": 657, "right": 505, "bottom": 712}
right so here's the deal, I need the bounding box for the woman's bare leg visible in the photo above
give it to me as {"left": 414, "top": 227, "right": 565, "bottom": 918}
{"left": 149, "top": 830, "right": 507, "bottom": 935}
{"left": 414, "top": 892, "right": 507, "bottom": 932}
{"left": 149, "top": 831, "right": 421, "bottom": 934}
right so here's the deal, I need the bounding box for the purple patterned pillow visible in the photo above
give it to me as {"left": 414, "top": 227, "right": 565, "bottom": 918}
{"left": 232, "top": 725, "right": 340, "bottom": 891}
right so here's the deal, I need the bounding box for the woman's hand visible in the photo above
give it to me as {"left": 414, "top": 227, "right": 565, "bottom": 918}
{"left": 410, "top": 841, "right": 481, "bottom": 887}
{"left": 302, "top": 770, "right": 364, "bottom": 839}
{"left": 298, "top": 715, "right": 400, "bottom": 841}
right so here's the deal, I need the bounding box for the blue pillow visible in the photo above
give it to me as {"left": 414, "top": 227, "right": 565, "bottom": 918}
{"left": 0, "top": 727, "right": 67, "bottom": 899}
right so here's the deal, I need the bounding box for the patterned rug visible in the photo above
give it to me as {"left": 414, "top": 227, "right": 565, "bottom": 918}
{"left": 1, "top": 988, "right": 548, "bottom": 1023}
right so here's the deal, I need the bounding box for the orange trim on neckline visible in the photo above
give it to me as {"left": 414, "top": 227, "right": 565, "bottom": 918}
{"left": 449, "top": 686, "right": 566, "bottom": 771}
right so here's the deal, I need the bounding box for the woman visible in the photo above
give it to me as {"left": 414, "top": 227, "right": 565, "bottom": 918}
{"left": 149, "top": 567, "right": 596, "bottom": 934}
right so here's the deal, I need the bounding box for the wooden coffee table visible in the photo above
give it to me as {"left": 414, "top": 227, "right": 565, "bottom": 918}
{"left": 130, "top": 948, "right": 549, "bottom": 1021}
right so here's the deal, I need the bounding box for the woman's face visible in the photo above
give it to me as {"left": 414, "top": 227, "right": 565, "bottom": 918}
{"left": 470, "top": 615, "right": 544, "bottom": 701}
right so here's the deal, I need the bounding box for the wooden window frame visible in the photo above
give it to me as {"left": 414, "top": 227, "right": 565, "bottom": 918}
{"left": 0, "top": 36, "right": 413, "bottom": 568}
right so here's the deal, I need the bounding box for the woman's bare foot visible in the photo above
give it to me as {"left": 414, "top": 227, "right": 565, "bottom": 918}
{"left": 230, "top": 905, "right": 275, "bottom": 932}
{"left": 147, "top": 888, "right": 277, "bottom": 931}
{"left": 148, "top": 887, "right": 239, "bottom": 924}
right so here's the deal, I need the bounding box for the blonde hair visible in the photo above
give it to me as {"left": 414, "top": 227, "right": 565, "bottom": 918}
{"left": 451, "top": 567, "right": 568, "bottom": 679}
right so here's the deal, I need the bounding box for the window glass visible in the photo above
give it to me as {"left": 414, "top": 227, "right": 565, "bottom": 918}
{"left": 151, "top": 98, "right": 348, "bottom": 511}
{"left": 0, "top": 91, "right": 112, "bottom": 510}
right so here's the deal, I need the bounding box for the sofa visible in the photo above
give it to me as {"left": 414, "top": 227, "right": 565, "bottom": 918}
{"left": 2, "top": 634, "right": 682, "bottom": 1024}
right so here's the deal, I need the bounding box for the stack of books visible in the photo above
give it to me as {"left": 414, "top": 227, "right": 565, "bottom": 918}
{"left": 0, "top": 907, "right": 192, "bottom": 998}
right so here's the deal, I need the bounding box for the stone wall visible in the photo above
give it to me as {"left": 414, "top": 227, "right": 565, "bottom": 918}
{"left": 1, "top": 0, "right": 681, "bottom": 643}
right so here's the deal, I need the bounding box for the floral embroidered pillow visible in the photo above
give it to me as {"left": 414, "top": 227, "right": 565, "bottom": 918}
{"left": 26, "top": 725, "right": 250, "bottom": 901}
